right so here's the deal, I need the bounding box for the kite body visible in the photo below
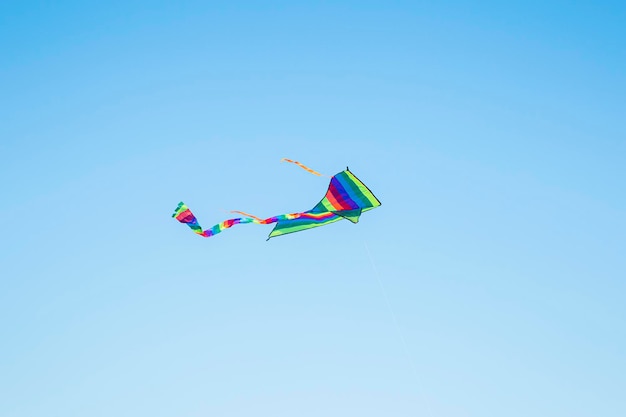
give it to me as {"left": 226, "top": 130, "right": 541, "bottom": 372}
{"left": 173, "top": 162, "right": 381, "bottom": 240}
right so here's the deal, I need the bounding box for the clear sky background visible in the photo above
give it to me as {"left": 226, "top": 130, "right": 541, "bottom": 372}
{"left": 1, "top": 1, "right": 624, "bottom": 416}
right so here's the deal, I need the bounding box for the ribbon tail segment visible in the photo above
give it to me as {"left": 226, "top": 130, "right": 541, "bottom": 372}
{"left": 280, "top": 158, "right": 327, "bottom": 177}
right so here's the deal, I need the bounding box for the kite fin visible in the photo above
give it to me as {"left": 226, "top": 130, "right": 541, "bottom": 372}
{"left": 335, "top": 209, "right": 362, "bottom": 223}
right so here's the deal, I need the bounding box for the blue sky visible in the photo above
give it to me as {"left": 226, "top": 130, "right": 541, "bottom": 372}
{"left": 1, "top": 2, "right": 624, "bottom": 416}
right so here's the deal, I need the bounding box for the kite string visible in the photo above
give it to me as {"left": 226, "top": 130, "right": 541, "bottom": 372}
{"left": 363, "top": 241, "right": 432, "bottom": 417}
{"left": 280, "top": 158, "right": 329, "bottom": 177}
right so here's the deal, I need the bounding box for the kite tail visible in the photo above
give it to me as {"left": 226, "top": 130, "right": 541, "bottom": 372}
{"left": 231, "top": 210, "right": 335, "bottom": 223}
{"left": 173, "top": 204, "right": 339, "bottom": 238}
{"left": 172, "top": 202, "right": 257, "bottom": 238}
{"left": 281, "top": 158, "right": 327, "bottom": 177}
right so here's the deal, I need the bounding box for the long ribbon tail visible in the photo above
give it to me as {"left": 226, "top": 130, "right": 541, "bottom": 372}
{"left": 231, "top": 210, "right": 314, "bottom": 224}
{"left": 280, "top": 158, "right": 327, "bottom": 177}
{"left": 174, "top": 203, "right": 291, "bottom": 238}
{"left": 173, "top": 203, "right": 334, "bottom": 239}
{"left": 172, "top": 202, "right": 256, "bottom": 238}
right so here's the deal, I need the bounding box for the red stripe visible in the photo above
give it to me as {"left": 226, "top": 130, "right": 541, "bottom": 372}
{"left": 175, "top": 209, "right": 196, "bottom": 223}
{"left": 224, "top": 219, "right": 238, "bottom": 228}
{"left": 326, "top": 181, "right": 356, "bottom": 210}
{"left": 299, "top": 212, "right": 334, "bottom": 219}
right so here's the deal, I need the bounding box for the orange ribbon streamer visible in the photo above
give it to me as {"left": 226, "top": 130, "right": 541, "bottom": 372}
{"left": 280, "top": 158, "right": 326, "bottom": 177}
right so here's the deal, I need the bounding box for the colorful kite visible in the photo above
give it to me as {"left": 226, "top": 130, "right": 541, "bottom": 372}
{"left": 172, "top": 159, "right": 381, "bottom": 240}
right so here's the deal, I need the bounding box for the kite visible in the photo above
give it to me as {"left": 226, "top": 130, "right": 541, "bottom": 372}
{"left": 172, "top": 159, "right": 381, "bottom": 240}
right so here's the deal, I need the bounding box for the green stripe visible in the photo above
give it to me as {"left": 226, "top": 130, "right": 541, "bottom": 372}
{"left": 269, "top": 215, "right": 343, "bottom": 238}
{"left": 320, "top": 198, "right": 335, "bottom": 212}
{"left": 344, "top": 171, "right": 381, "bottom": 208}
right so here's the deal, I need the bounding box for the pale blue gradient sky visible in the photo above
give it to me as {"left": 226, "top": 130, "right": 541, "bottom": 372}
{"left": 1, "top": 2, "right": 625, "bottom": 416}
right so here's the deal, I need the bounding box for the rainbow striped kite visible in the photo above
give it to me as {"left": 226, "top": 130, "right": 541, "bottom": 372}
{"left": 172, "top": 159, "right": 381, "bottom": 240}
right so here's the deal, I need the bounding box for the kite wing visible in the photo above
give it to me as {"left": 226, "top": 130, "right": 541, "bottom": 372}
{"left": 267, "top": 168, "right": 381, "bottom": 238}
{"left": 172, "top": 161, "right": 381, "bottom": 240}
